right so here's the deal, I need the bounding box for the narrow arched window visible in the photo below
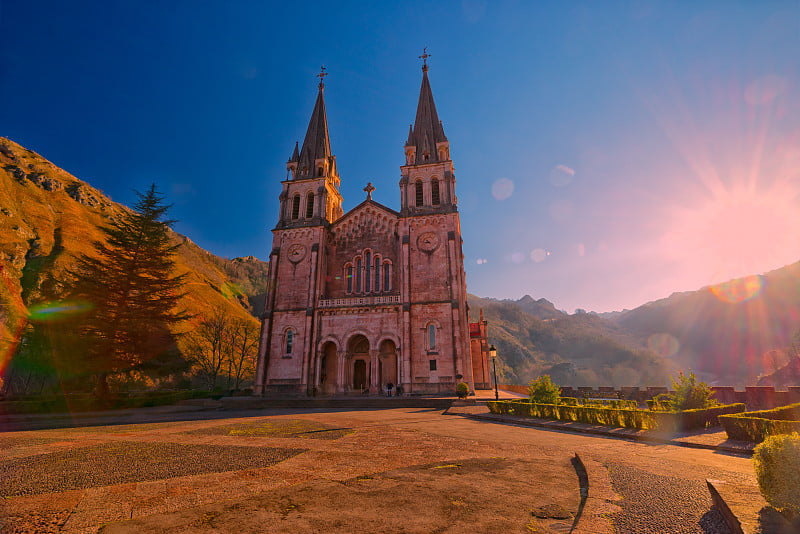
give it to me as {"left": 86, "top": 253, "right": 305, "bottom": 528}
{"left": 415, "top": 180, "right": 423, "bottom": 207}
{"left": 317, "top": 166, "right": 324, "bottom": 177}
{"left": 374, "top": 257, "right": 381, "bottom": 291}
{"left": 428, "top": 324, "right": 436, "bottom": 350}
{"left": 365, "top": 252, "right": 371, "bottom": 292}
{"left": 431, "top": 179, "right": 440, "bottom": 206}
{"left": 291, "top": 195, "right": 300, "bottom": 220}
{"left": 346, "top": 264, "right": 353, "bottom": 293}
{"left": 286, "top": 330, "right": 294, "bottom": 354}
{"left": 356, "top": 258, "right": 362, "bottom": 293}
{"left": 306, "top": 193, "right": 314, "bottom": 218}
{"left": 384, "top": 261, "right": 391, "bottom": 291}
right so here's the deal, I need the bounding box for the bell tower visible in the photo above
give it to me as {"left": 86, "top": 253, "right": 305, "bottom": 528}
{"left": 278, "top": 67, "right": 343, "bottom": 228}
{"left": 397, "top": 52, "right": 474, "bottom": 393}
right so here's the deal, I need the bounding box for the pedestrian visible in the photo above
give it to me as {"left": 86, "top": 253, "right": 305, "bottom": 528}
{"left": 387, "top": 382, "right": 394, "bottom": 397}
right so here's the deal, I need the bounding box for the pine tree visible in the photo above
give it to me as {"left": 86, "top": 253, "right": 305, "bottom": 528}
{"left": 70, "top": 184, "right": 188, "bottom": 397}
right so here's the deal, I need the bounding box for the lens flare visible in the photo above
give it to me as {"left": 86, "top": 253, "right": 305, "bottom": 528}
{"left": 28, "top": 301, "right": 93, "bottom": 323}
{"left": 647, "top": 333, "right": 680, "bottom": 358}
{"left": 491, "top": 178, "right": 514, "bottom": 201}
{"left": 530, "top": 248, "right": 547, "bottom": 263}
{"left": 549, "top": 164, "right": 575, "bottom": 187}
{"left": 709, "top": 275, "right": 763, "bottom": 304}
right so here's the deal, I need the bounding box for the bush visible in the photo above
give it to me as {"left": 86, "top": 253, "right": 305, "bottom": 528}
{"left": 753, "top": 433, "right": 800, "bottom": 516}
{"left": 660, "top": 371, "right": 717, "bottom": 410}
{"left": 720, "top": 403, "right": 800, "bottom": 442}
{"left": 456, "top": 382, "right": 469, "bottom": 399}
{"left": 528, "top": 375, "right": 560, "bottom": 404}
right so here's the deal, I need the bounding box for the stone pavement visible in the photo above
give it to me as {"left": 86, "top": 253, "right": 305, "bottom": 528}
{"left": 0, "top": 405, "right": 758, "bottom": 533}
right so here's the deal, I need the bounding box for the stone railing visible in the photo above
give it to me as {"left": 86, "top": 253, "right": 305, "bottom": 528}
{"left": 318, "top": 294, "right": 401, "bottom": 308}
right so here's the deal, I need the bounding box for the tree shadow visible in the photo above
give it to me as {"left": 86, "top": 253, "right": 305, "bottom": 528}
{"left": 569, "top": 453, "right": 589, "bottom": 533}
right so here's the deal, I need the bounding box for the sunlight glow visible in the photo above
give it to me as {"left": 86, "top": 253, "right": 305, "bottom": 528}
{"left": 709, "top": 275, "right": 763, "bottom": 304}
{"left": 28, "top": 301, "right": 94, "bottom": 323}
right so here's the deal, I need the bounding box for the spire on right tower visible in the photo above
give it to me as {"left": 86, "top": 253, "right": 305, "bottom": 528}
{"left": 400, "top": 55, "right": 457, "bottom": 214}
{"left": 404, "top": 57, "right": 450, "bottom": 166}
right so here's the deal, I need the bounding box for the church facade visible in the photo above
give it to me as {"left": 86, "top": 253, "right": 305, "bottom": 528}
{"left": 254, "top": 63, "right": 484, "bottom": 396}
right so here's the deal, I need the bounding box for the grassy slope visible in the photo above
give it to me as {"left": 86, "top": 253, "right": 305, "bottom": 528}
{"left": 0, "top": 137, "right": 264, "bottom": 360}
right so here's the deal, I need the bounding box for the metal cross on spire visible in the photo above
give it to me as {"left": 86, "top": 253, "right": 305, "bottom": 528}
{"left": 364, "top": 182, "right": 375, "bottom": 200}
{"left": 316, "top": 65, "right": 328, "bottom": 88}
{"left": 419, "top": 47, "right": 431, "bottom": 71}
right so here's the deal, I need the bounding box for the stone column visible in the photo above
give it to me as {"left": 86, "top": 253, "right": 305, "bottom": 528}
{"left": 369, "top": 349, "right": 380, "bottom": 394}
{"left": 337, "top": 351, "right": 347, "bottom": 393}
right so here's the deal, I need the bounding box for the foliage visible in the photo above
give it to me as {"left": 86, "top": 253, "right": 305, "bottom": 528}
{"left": 720, "top": 403, "right": 800, "bottom": 442}
{"left": 753, "top": 433, "right": 800, "bottom": 515}
{"left": 488, "top": 400, "right": 744, "bottom": 431}
{"left": 68, "top": 184, "right": 189, "bottom": 397}
{"left": 456, "top": 382, "right": 469, "bottom": 398}
{"left": 186, "top": 307, "right": 260, "bottom": 389}
{"left": 648, "top": 371, "right": 717, "bottom": 411}
{"left": 528, "top": 375, "right": 560, "bottom": 404}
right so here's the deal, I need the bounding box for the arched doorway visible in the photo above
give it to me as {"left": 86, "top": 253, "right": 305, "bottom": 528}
{"left": 349, "top": 335, "right": 370, "bottom": 393}
{"left": 319, "top": 341, "right": 338, "bottom": 395}
{"left": 380, "top": 339, "right": 398, "bottom": 392}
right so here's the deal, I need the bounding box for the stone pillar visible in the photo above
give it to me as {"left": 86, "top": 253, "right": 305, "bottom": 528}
{"left": 337, "top": 351, "right": 347, "bottom": 393}
{"left": 369, "top": 349, "right": 380, "bottom": 394}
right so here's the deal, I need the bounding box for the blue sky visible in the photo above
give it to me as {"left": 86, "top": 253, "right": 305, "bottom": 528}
{"left": 2, "top": 1, "right": 799, "bottom": 312}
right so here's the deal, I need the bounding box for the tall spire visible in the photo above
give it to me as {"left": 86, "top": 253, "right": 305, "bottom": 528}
{"left": 297, "top": 67, "right": 332, "bottom": 179}
{"left": 406, "top": 54, "right": 448, "bottom": 164}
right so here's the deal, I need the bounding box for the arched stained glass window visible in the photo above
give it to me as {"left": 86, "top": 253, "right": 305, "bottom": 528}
{"left": 365, "top": 252, "right": 371, "bottom": 292}
{"left": 431, "top": 179, "right": 440, "bottom": 206}
{"left": 375, "top": 257, "right": 381, "bottom": 291}
{"left": 356, "top": 258, "right": 362, "bottom": 293}
{"left": 286, "top": 330, "right": 294, "bottom": 354}
{"left": 346, "top": 265, "right": 353, "bottom": 293}
{"left": 428, "top": 324, "right": 436, "bottom": 350}
{"left": 415, "top": 180, "right": 423, "bottom": 207}
{"left": 384, "top": 261, "right": 391, "bottom": 291}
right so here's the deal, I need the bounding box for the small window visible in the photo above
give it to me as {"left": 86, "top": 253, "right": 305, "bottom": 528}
{"left": 384, "top": 261, "right": 391, "bottom": 291}
{"left": 306, "top": 193, "right": 314, "bottom": 218}
{"left": 365, "top": 252, "right": 371, "bottom": 292}
{"left": 428, "top": 324, "right": 436, "bottom": 350}
{"left": 415, "top": 180, "right": 423, "bottom": 207}
{"left": 317, "top": 166, "right": 324, "bottom": 177}
{"left": 431, "top": 179, "right": 440, "bottom": 206}
{"left": 374, "top": 257, "right": 381, "bottom": 291}
{"left": 346, "top": 265, "right": 353, "bottom": 293}
{"left": 291, "top": 195, "right": 300, "bottom": 220}
{"left": 286, "top": 330, "right": 294, "bottom": 354}
{"left": 356, "top": 258, "right": 362, "bottom": 293}
{"left": 429, "top": 359, "right": 437, "bottom": 371}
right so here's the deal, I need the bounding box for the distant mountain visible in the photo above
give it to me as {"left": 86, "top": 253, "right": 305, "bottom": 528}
{"left": 0, "top": 137, "right": 266, "bottom": 358}
{"left": 467, "top": 294, "right": 674, "bottom": 387}
{"left": 609, "top": 266, "right": 800, "bottom": 386}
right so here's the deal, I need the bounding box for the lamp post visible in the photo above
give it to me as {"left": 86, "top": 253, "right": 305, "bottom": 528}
{"left": 489, "top": 344, "right": 498, "bottom": 401}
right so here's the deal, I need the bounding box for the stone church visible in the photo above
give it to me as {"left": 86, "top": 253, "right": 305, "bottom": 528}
{"left": 254, "top": 61, "right": 490, "bottom": 396}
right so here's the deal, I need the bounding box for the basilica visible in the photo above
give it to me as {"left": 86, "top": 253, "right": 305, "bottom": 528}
{"left": 254, "top": 61, "right": 490, "bottom": 396}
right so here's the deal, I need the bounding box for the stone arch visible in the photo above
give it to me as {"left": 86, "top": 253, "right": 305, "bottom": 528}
{"left": 347, "top": 333, "right": 371, "bottom": 392}
{"left": 345, "top": 329, "right": 374, "bottom": 351}
{"left": 317, "top": 335, "right": 341, "bottom": 353}
{"left": 318, "top": 340, "right": 339, "bottom": 395}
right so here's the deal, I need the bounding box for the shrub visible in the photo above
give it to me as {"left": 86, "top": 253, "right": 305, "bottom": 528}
{"left": 720, "top": 403, "right": 800, "bottom": 442}
{"left": 664, "top": 371, "right": 717, "bottom": 410}
{"left": 528, "top": 375, "right": 560, "bottom": 405}
{"left": 456, "top": 382, "right": 469, "bottom": 399}
{"left": 753, "top": 433, "right": 800, "bottom": 516}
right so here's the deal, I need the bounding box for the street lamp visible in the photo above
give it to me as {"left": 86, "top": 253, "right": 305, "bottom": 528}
{"left": 489, "top": 344, "right": 498, "bottom": 401}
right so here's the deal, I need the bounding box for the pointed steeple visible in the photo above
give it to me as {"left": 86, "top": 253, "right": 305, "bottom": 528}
{"left": 288, "top": 141, "right": 300, "bottom": 163}
{"left": 406, "top": 63, "right": 448, "bottom": 164}
{"left": 297, "top": 72, "right": 332, "bottom": 179}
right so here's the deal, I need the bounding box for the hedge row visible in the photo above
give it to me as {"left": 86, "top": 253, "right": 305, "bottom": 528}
{"left": 720, "top": 402, "right": 800, "bottom": 442}
{"left": 560, "top": 397, "right": 638, "bottom": 409}
{"left": 487, "top": 400, "right": 745, "bottom": 432}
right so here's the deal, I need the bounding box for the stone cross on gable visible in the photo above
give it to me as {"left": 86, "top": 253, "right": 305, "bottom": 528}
{"left": 364, "top": 182, "right": 375, "bottom": 200}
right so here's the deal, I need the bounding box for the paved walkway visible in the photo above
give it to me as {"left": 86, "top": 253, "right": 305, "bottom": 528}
{"left": 1, "top": 406, "right": 756, "bottom": 533}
